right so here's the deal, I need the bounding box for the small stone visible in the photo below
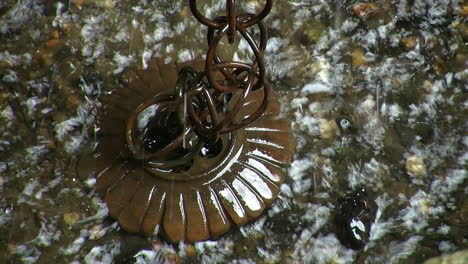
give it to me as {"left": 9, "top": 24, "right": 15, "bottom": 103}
{"left": 46, "top": 39, "right": 60, "bottom": 48}
{"left": 63, "top": 212, "right": 80, "bottom": 226}
{"left": 95, "top": 0, "right": 115, "bottom": 9}
{"left": 53, "top": 112, "right": 68, "bottom": 123}
{"left": 89, "top": 224, "right": 106, "bottom": 240}
{"left": 305, "top": 21, "right": 324, "bottom": 44}
{"left": 319, "top": 119, "right": 340, "bottom": 140}
{"left": 401, "top": 35, "right": 419, "bottom": 50}
{"left": 405, "top": 155, "right": 427, "bottom": 177}
{"left": 432, "top": 55, "right": 446, "bottom": 75}
{"left": 335, "top": 188, "right": 377, "bottom": 250}
{"left": 351, "top": 49, "right": 367, "bottom": 67}
{"left": 459, "top": 5, "right": 468, "bottom": 18}
{"left": 185, "top": 244, "right": 197, "bottom": 258}
{"left": 423, "top": 80, "right": 433, "bottom": 91}
{"left": 49, "top": 30, "right": 60, "bottom": 40}
{"left": 74, "top": 0, "right": 85, "bottom": 8}
{"left": 424, "top": 249, "right": 468, "bottom": 264}
{"left": 165, "top": 252, "right": 181, "bottom": 264}
{"left": 352, "top": 3, "right": 377, "bottom": 18}
{"left": 454, "top": 53, "right": 468, "bottom": 70}
{"left": 0, "top": 92, "right": 9, "bottom": 103}
{"left": 178, "top": 6, "right": 191, "bottom": 17}
{"left": 455, "top": 22, "right": 468, "bottom": 42}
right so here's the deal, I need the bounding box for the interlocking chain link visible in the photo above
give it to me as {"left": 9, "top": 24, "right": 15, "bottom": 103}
{"left": 124, "top": 0, "right": 273, "bottom": 165}
{"left": 186, "top": 0, "right": 273, "bottom": 137}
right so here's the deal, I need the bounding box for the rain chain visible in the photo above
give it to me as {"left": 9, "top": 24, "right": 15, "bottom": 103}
{"left": 124, "top": 0, "right": 274, "bottom": 169}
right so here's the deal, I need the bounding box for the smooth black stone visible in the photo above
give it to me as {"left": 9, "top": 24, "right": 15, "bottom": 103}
{"left": 335, "top": 188, "right": 377, "bottom": 250}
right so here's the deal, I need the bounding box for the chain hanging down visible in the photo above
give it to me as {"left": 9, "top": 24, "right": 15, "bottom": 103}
{"left": 84, "top": 0, "right": 295, "bottom": 243}
{"left": 187, "top": 0, "right": 272, "bottom": 136}
{"left": 123, "top": 0, "right": 274, "bottom": 168}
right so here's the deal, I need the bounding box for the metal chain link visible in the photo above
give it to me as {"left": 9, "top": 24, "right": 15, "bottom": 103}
{"left": 124, "top": 0, "right": 273, "bottom": 164}
{"left": 187, "top": 0, "right": 272, "bottom": 136}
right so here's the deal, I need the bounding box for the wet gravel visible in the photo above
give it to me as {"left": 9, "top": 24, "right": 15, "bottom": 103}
{"left": 0, "top": 0, "right": 467, "bottom": 263}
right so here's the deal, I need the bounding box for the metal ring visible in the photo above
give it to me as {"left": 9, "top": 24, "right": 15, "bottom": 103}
{"left": 205, "top": 24, "right": 266, "bottom": 93}
{"left": 220, "top": 75, "right": 271, "bottom": 134}
{"left": 125, "top": 95, "right": 193, "bottom": 162}
{"left": 189, "top": 0, "right": 222, "bottom": 29}
{"left": 239, "top": 0, "right": 272, "bottom": 28}
{"left": 189, "top": 0, "right": 272, "bottom": 29}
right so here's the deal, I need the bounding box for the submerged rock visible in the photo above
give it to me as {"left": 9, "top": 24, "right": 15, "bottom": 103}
{"left": 405, "top": 155, "right": 427, "bottom": 178}
{"left": 336, "top": 116, "right": 356, "bottom": 134}
{"left": 423, "top": 249, "right": 468, "bottom": 264}
{"left": 335, "top": 188, "right": 377, "bottom": 250}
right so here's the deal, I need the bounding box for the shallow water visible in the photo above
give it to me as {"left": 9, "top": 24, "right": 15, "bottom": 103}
{"left": 0, "top": 0, "right": 467, "bottom": 263}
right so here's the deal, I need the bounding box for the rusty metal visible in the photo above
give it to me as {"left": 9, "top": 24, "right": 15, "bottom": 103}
{"left": 187, "top": 0, "right": 273, "bottom": 135}
{"left": 80, "top": 1, "right": 297, "bottom": 243}
{"left": 123, "top": 0, "right": 274, "bottom": 165}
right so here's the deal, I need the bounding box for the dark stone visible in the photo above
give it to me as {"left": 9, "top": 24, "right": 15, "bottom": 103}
{"left": 335, "top": 188, "right": 377, "bottom": 250}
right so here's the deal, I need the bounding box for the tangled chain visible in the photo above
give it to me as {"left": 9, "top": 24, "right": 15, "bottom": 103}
{"left": 125, "top": 0, "right": 273, "bottom": 164}
{"left": 187, "top": 0, "right": 272, "bottom": 137}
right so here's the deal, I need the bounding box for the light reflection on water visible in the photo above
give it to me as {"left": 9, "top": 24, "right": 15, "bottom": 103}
{"left": 0, "top": 0, "right": 467, "bottom": 263}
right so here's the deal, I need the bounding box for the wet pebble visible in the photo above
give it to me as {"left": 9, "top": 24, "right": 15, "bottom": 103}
{"left": 0, "top": 91, "right": 9, "bottom": 104}
{"left": 185, "top": 244, "right": 197, "bottom": 258}
{"left": 351, "top": 49, "right": 367, "bottom": 67}
{"left": 74, "top": 0, "right": 85, "bottom": 8}
{"left": 352, "top": 3, "right": 377, "bottom": 18}
{"left": 424, "top": 249, "right": 468, "bottom": 264}
{"left": 335, "top": 188, "right": 377, "bottom": 250}
{"left": 319, "top": 119, "right": 340, "bottom": 140}
{"left": 63, "top": 212, "right": 80, "bottom": 226}
{"left": 405, "top": 155, "right": 427, "bottom": 178}
{"left": 46, "top": 39, "right": 60, "bottom": 49}
{"left": 89, "top": 224, "right": 107, "bottom": 240}
{"left": 457, "top": 23, "right": 468, "bottom": 42}
{"left": 53, "top": 112, "right": 68, "bottom": 123}
{"left": 401, "top": 35, "right": 421, "bottom": 50}
{"left": 432, "top": 54, "right": 447, "bottom": 76}
{"left": 454, "top": 53, "right": 468, "bottom": 72}
{"left": 459, "top": 5, "right": 468, "bottom": 18}
{"left": 94, "top": 0, "right": 115, "bottom": 9}
{"left": 114, "top": 233, "right": 152, "bottom": 262}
